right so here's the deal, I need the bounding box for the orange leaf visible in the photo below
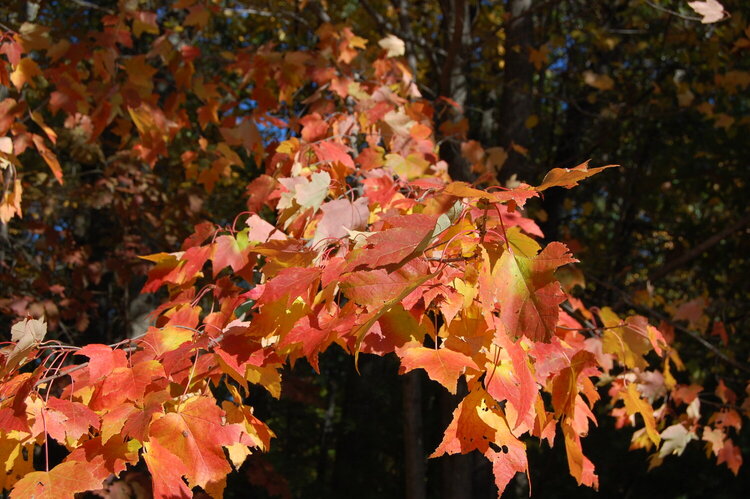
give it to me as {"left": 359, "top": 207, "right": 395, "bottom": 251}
{"left": 147, "top": 396, "right": 244, "bottom": 492}
{"left": 535, "top": 160, "right": 616, "bottom": 191}
{"left": 143, "top": 439, "right": 192, "bottom": 499}
{"left": 10, "top": 58, "right": 41, "bottom": 89}
{"left": 395, "top": 341, "right": 479, "bottom": 394}
{"left": 10, "top": 461, "right": 102, "bottom": 498}
{"left": 431, "top": 388, "right": 527, "bottom": 496}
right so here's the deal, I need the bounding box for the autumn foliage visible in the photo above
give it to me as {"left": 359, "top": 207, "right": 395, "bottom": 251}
{"left": 0, "top": 1, "right": 746, "bottom": 497}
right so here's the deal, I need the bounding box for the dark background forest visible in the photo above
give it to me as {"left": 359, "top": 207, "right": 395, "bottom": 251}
{"left": 1, "top": 0, "right": 749, "bottom": 497}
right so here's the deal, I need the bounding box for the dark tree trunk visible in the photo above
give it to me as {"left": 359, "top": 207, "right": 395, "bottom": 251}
{"left": 437, "top": 0, "right": 474, "bottom": 182}
{"left": 439, "top": 381, "right": 472, "bottom": 499}
{"left": 403, "top": 371, "right": 426, "bottom": 499}
{"left": 498, "top": 0, "right": 535, "bottom": 184}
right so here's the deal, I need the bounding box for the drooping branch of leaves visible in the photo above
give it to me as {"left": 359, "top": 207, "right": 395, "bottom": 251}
{"left": 0, "top": 2, "right": 745, "bottom": 497}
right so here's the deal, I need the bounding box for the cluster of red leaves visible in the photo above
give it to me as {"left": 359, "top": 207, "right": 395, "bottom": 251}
{"left": 0, "top": 3, "right": 745, "bottom": 498}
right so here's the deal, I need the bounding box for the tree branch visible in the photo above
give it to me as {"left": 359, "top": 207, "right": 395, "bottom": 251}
{"left": 649, "top": 211, "right": 750, "bottom": 282}
{"left": 586, "top": 273, "right": 750, "bottom": 374}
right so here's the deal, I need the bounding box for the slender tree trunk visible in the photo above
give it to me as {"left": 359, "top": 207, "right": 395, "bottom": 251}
{"left": 440, "top": 381, "right": 471, "bottom": 499}
{"left": 498, "top": 0, "right": 535, "bottom": 184}
{"left": 437, "top": 0, "right": 473, "bottom": 182}
{"left": 403, "top": 371, "right": 426, "bottom": 499}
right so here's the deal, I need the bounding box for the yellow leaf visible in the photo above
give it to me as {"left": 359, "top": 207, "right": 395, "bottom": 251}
{"left": 10, "top": 58, "right": 42, "bottom": 89}
{"left": 621, "top": 383, "right": 660, "bottom": 446}
{"left": 525, "top": 114, "right": 539, "bottom": 129}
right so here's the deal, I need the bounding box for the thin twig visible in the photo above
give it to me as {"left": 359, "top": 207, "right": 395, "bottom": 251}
{"left": 68, "top": 0, "right": 114, "bottom": 15}
{"left": 587, "top": 273, "right": 750, "bottom": 374}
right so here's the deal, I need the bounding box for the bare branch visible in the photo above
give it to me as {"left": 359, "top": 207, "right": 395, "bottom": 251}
{"left": 649, "top": 212, "right": 750, "bottom": 282}
{"left": 587, "top": 273, "right": 750, "bottom": 374}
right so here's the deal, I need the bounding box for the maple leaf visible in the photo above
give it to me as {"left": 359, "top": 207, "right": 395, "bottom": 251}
{"left": 716, "top": 438, "right": 743, "bottom": 475}
{"left": 702, "top": 426, "right": 725, "bottom": 456}
{"left": 688, "top": 0, "right": 727, "bottom": 23}
{"left": 494, "top": 233, "right": 577, "bottom": 342}
{"left": 297, "top": 172, "right": 333, "bottom": 211}
{"left": 395, "top": 341, "right": 479, "bottom": 394}
{"left": 598, "top": 309, "right": 652, "bottom": 370}
{"left": 65, "top": 436, "right": 141, "bottom": 482}
{"left": 485, "top": 330, "right": 537, "bottom": 429}
{"left": 100, "top": 360, "right": 166, "bottom": 405}
{"left": 313, "top": 141, "right": 355, "bottom": 168}
{"left": 143, "top": 439, "right": 192, "bottom": 499}
{"left": 0, "top": 374, "right": 33, "bottom": 432}
{"left": 31, "top": 134, "right": 63, "bottom": 184}
{"left": 562, "top": 421, "right": 599, "bottom": 488}
{"left": 10, "top": 461, "right": 103, "bottom": 498}
{"left": 246, "top": 214, "right": 285, "bottom": 243}
{"left": 341, "top": 259, "right": 431, "bottom": 307}
{"left": 139, "top": 325, "right": 194, "bottom": 357}
{"left": 535, "top": 161, "right": 616, "bottom": 191}
{"left": 432, "top": 388, "right": 527, "bottom": 496}
{"left": 147, "top": 395, "right": 243, "bottom": 492}
{"left": 0, "top": 432, "right": 35, "bottom": 491}
{"left": 75, "top": 344, "right": 128, "bottom": 380}
{"left": 443, "top": 181, "right": 539, "bottom": 207}
{"left": 347, "top": 213, "right": 444, "bottom": 270}
{"left": 658, "top": 424, "right": 695, "bottom": 458}
{"left": 3, "top": 318, "right": 46, "bottom": 374}
{"left": 378, "top": 34, "right": 406, "bottom": 58}
{"left": 36, "top": 397, "right": 100, "bottom": 443}
{"left": 112, "top": 391, "right": 170, "bottom": 443}
{"left": 258, "top": 267, "right": 321, "bottom": 306}
{"left": 10, "top": 58, "right": 41, "bottom": 89}
{"left": 212, "top": 232, "right": 250, "bottom": 274}
{"left": 620, "top": 383, "right": 660, "bottom": 446}
{"left": 361, "top": 305, "right": 427, "bottom": 355}
{"left": 279, "top": 316, "right": 336, "bottom": 372}
{"left": 299, "top": 113, "right": 329, "bottom": 142}
{"left": 312, "top": 197, "right": 369, "bottom": 247}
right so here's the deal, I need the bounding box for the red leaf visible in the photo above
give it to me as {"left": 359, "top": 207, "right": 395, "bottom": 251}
{"left": 43, "top": 398, "right": 100, "bottom": 442}
{"left": 717, "top": 438, "right": 743, "bottom": 475}
{"left": 349, "top": 214, "right": 438, "bottom": 269}
{"left": 75, "top": 344, "right": 128, "bottom": 380}
{"left": 299, "top": 113, "right": 328, "bottom": 142}
{"left": 258, "top": 267, "right": 321, "bottom": 306}
{"left": 101, "top": 360, "right": 166, "bottom": 405}
{"left": 341, "top": 259, "right": 430, "bottom": 307}
{"left": 313, "top": 141, "right": 354, "bottom": 168}
{"left": 486, "top": 330, "right": 537, "bottom": 429}
{"left": 212, "top": 233, "right": 250, "bottom": 274}
{"left": 495, "top": 238, "right": 577, "bottom": 342}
